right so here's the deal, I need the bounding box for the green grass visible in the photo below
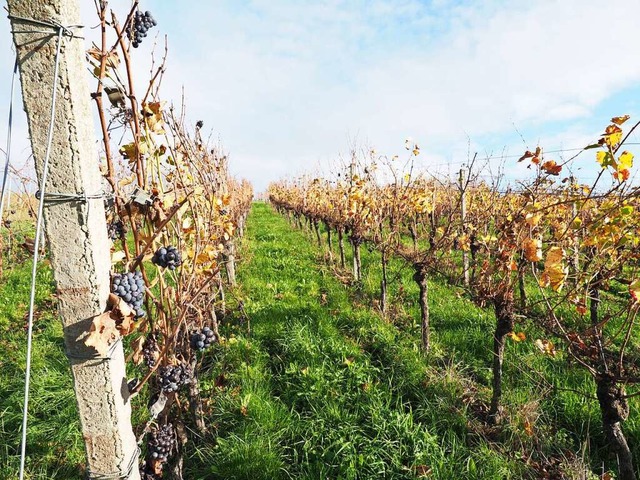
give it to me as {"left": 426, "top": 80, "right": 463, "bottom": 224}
{"left": 183, "top": 204, "right": 532, "bottom": 479}
{"left": 1, "top": 203, "right": 637, "bottom": 478}
{"left": 0, "top": 261, "right": 84, "bottom": 480}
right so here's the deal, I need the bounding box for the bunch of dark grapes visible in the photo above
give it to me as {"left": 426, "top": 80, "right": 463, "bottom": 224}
{"left": 128, "top": 10, "right": 157, "bottom": 48}
{"left": 190, "top": 326, "right": 217, "bottom": 351}
{"left": 107, "top": 220, "right": 124, "bottom": 241}
{"left": 112, "top": 271, "right": 145, "bottom": 318}
{"left": 139, "top": 463, "right": 159, "bottom": 480}
{"left": 147, "top": 423, "right": 175, "bottom": 463}
{"left": 158, "top": 363, "right": 192, "bottom": 393}
{"left": 142, "top": 334, "right": 159, "bottom": 368}
{"left": 152, "top": 246, "right": 182, "bottom": 270}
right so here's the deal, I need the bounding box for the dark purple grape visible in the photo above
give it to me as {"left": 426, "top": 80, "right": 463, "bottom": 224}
{"left": 152, "top": 245, "right": 182, "bottom": 270}
{"left": 111, "top": 270, "right": 145, "bottom": 318}
{"left": 190, "top": 326, "right": 218, "bottom": 351}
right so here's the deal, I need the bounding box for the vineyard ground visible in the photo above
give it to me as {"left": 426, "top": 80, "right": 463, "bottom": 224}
{"left": 0, "top": 202, "right": 638, "bottom": 478}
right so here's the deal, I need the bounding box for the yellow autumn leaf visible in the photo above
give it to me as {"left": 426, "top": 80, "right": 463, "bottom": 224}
{"left": 539, "top": 246, "right": 567, "bottom": 291}
{"left": 618, "top": 151, "right": 634, "bottom": 170}
{"left": 508, "top": 331, "right": 526, "bottom": 342}
{"left": 534, "top": 338, "right": 557, "bottom": 356}
{"left": 525, "top": 212, "right": 542, "bottom": 227}
{"left": 596, "top": 151, "right": 614, "bottom": 168}
{"left": 603, "top": 130, "right": 623, "bottom": 148}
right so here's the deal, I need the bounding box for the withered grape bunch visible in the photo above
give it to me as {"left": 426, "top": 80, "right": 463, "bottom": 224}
{"left": 158, "top": 363, "right": 193, "bottom": 393}
{"left": 142, "top": 334, "right": 159, "bottom": 368}
{"left": 147, "top": 423, "right": 175, "bottom": 462}
{"left": 107, "top": 220, "right": 124, "bottom": 241}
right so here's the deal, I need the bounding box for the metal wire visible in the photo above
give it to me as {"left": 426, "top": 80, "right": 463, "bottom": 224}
{"left": 18, "top": 22, "right": 66, "bottom": 480}
{"left": 8, "top": 14, "right": 84, "bottom": 39}
{"left": 12, "top": 15, "right": 141, "bottom": 480}
{"left": 35, "top": 188, "right": 114, "bottom": 204}
{"left": 86, "top": 447, "right": 142, "bottom": 480}
{"left": 0, "top": 57, "right": 18, "bottom": 227}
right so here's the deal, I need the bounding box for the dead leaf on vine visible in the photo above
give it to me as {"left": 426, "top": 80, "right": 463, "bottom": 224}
{"left": 131, "top": 336, "right": 145, "bottom": 365}
{"left": 141, "top": 101, "right": 165, "bottom": 134}
{"left": 539, "top": 247, "right": 566, "bottom": 291}
{"left": 118, "top": 174, "right": 136, "bottom": 188}
{"left": 119, "top": 142, "right": 136, "bottom": 160}
{"left": 107, "top": 293, "right": 137, "bottom": 336}
{"left": 87, "top": 46, "right": 120, "bottom": 70}
{"left": 149, "top": 197, "right": 167, "bottom": 228}
{"left": 84, "top": 312, "right": 119, "bottom": 356}
{"left": 524, "top": 212, "right": 542, "bottom": 227}
{"left": 522, "top": 238, "right": 542, "bottom": 262}
{"left": 611, "top": 114, "right": 630, "bottom": 125}
{"left": 518, "top": 150, "right": 534, "bottom": 162}
{"left": 111, "top": 250, "right": 126, "bottom": 265}
{"left": 541, "top": 160, "right": 562, "bottom": 176}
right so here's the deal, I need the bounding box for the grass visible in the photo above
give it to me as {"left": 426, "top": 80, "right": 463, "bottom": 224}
{"left": 1, "top": 202, "right": 637, "bottom": 478}
{"left": 183, "top": 204, "right": 530, "bottom": 479}
{"left": 0, "top": 260, "right": 85, "bottom": 480}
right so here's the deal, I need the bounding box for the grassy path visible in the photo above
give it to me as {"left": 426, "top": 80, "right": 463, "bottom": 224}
{"left": 187, "top": 203, "right": 524, "bottom": 479}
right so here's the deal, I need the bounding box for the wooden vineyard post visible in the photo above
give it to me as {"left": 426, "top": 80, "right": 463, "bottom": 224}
{"left": 7, "top": 1, "right": 141, "bottom": 478}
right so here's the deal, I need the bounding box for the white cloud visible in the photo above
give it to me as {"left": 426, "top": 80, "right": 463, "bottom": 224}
{"left": 1, "top": 0, "right": 639, "bottom": 193}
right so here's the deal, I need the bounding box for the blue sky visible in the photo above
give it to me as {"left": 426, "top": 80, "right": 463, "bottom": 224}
{"left": 2, "top": 0, "right": 640, "bottom": 192}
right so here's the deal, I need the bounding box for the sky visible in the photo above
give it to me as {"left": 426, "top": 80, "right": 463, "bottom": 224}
{"left": 1, "top": 0, "right": 640, "bottom": 193}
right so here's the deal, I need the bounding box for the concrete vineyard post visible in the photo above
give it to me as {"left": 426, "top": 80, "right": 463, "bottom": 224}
{"left": 7, "top": 1, "right": 140, "bottom": 478}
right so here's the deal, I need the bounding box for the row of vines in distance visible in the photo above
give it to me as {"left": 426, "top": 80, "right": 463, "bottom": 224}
{"left": 268, "top": 118, "right": 640, "bottom": 479}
